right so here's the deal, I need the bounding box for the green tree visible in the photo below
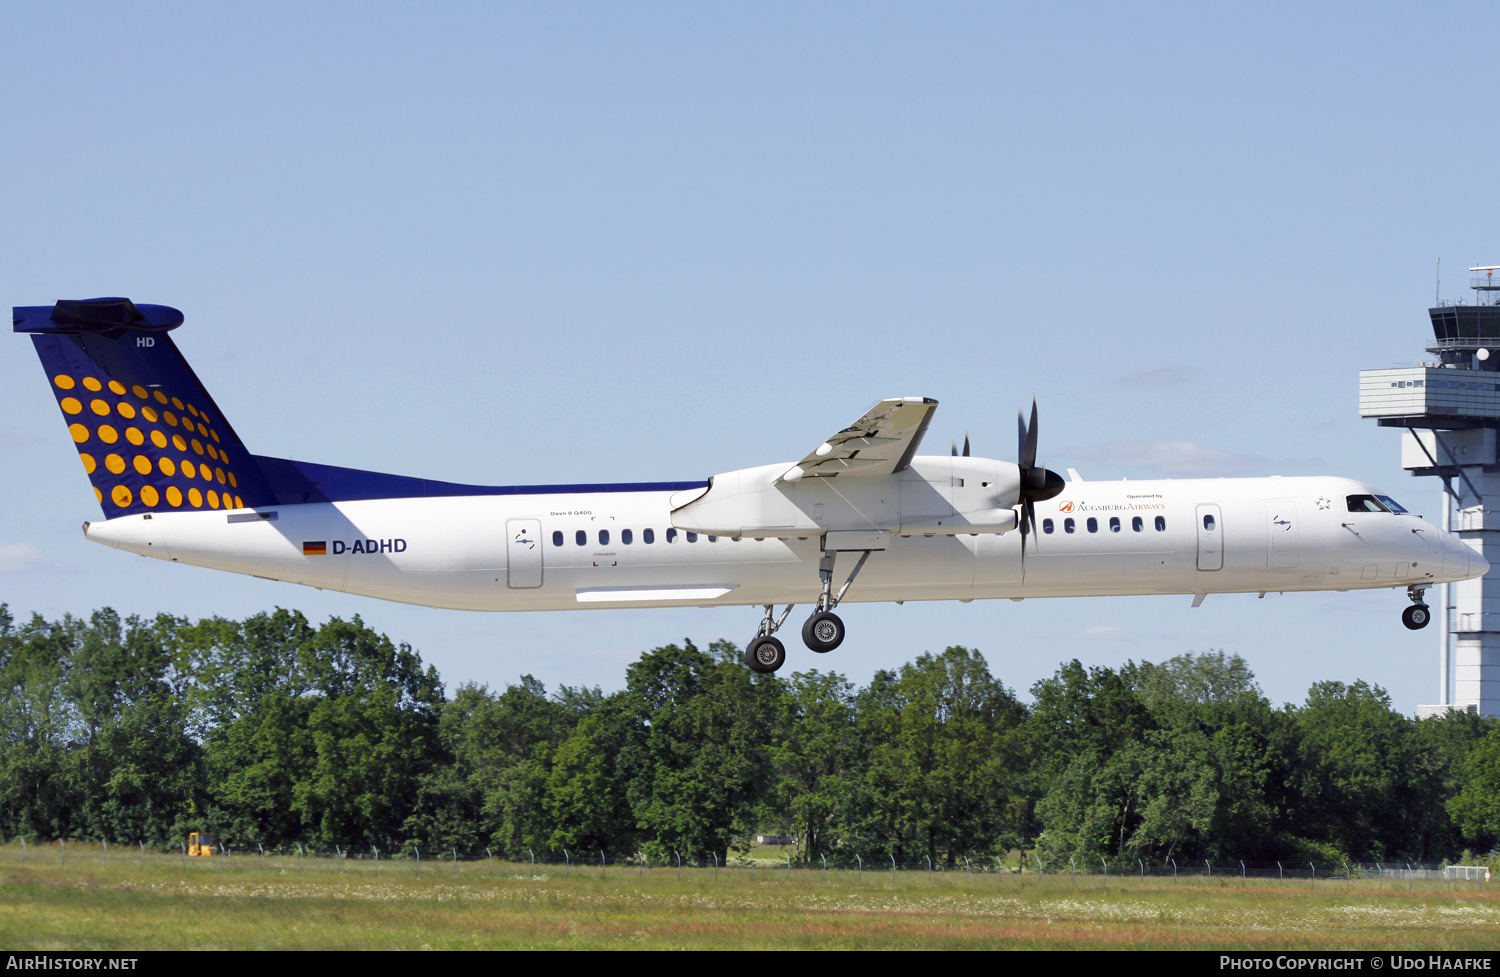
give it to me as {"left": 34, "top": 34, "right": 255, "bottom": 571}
{"left": 408, "top": 676, "right": 587, "bottom": 854}
{"left": 69, "top": 693, "right": 204, "bottom": 846}
{"left": 202, "top": 614, "right": 444, "bottom": 852}
{"left": 175, "top": 608, "right": 319, "bottom": 738}
{"left": 0, "top": 615, "right": 78, "bottom": 839}
{"left": 1406, "top": 709, "right": 1491, "bottom": 859}
{"left": 1448, "top": 718, "right": 1500, "bottom": 849}
{"left": 206, "top": 692, "right": 318, "bottom": 847}
{"left": 846, "top": 647, "right": 1027, "bottom": 865}
{"left": 545, "top": 695, "right": 639, "bottom": 854}
{"left": 1027, "top": 659, "right": 1155, "bottom": 862}
{"left": 767, "top": 669, "right": 858, "bottom": 862}
{"left": 1127, "top": 650, "right": 1261, "bottom": 713}
{"left": 1291, "top": 680, "right": 1416, "bottom": 860}
{"left": 615, "top": 640, "right": 778, "bottom": 861}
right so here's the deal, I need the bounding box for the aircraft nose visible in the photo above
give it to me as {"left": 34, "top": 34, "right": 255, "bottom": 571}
{"left": 1470, "top": 545, "right": 1491, "bottom": 579}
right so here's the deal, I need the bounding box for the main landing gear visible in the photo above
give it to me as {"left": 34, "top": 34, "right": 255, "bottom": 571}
{"left": 1403, "top": 586, "right": 1431, "bottom": 630}
{"left": 744, "top": 544, "right": 875, "bottom": 673}
{"left": 745, "top": 604, "right": 793, "bottom": 674}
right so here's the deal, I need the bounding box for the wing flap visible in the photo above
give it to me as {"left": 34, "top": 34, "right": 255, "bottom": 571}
{"left": 780, "top": 397, "right": 938, "bottom": 483}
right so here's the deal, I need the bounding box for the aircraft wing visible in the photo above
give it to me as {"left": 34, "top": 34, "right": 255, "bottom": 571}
{"left": 779, "top": 397, "right": 938, "bottom": 483}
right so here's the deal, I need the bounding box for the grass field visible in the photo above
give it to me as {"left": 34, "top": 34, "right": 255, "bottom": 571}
{"left": 4, "top": 842, "right": 1499, "bottom": 950}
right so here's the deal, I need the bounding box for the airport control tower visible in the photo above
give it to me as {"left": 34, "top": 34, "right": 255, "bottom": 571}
{"left": 1359, "top": 266, "right": 1500, "bottom": 718}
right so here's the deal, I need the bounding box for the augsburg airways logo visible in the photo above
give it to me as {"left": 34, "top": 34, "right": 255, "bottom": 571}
{"left": 1056, "top": 499, "right": 1166, "bottom": 513}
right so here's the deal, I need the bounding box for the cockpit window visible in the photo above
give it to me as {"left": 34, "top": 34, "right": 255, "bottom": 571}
{"left": 1376, "top": 495, "right": 1408, "bottom": 514}
{"left": 1346, "top": 494, "right": 1389, "bottom": 513}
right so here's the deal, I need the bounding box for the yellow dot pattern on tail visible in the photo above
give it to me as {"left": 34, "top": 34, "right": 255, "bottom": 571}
{"left": 50, "top": 373, "right": 246, "bottom": 512}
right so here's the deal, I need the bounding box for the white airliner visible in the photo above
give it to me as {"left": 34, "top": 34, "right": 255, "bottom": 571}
{"left": 17, "top": 298, "right": 1488, "bottom": 673}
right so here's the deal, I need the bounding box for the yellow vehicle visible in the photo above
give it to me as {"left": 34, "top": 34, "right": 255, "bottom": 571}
{"left": 187, "top": 832, "right": 215, "bottom": 857}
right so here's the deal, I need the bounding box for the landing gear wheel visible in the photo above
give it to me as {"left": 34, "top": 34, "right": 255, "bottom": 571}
{"left": 1403, "top": 604, "right": 1431, "bottom": 631}
{"left": 745, "top": 636, "right": 786, "bottom": 673}
{"left": 802, "top": 611, "right": 845, "bottom": 653}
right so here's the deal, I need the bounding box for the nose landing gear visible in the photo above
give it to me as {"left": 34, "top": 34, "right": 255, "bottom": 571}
{"left": 1403, "top": 587, "right": 1431, "bottom": 630}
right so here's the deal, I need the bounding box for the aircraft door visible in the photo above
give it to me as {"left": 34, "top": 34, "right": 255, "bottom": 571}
{"left": 506, "top": 518, "right": 543, "bottom": 588}
{"left": 1264, "top": 499, "right": 1299, "bottom": 568}
{"left": 1196, "top": 504, "right": 1223, "bottom": 571}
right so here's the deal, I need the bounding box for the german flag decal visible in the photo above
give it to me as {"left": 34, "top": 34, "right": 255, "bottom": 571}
{"left": 303, "top": 541, "right": 327, "bottom": 556}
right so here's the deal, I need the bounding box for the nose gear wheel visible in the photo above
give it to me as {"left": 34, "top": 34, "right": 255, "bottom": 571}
{"left": 1402, "top": 604, "right": 1431, "bottom": 630}
{"left": 1404, "top": 586, "right": 1431, "bottom": 630}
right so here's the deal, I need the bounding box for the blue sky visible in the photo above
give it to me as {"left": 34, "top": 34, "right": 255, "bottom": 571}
{"left": 3, "top": 2, "right": 1495, "bottom": 712}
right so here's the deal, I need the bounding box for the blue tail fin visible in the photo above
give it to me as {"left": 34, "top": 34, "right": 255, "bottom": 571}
{"left": 15, "top": 298, "right": 276, "bottom": 516}
{"left": 18, "top": 297, "right": 710, "bottom": 515}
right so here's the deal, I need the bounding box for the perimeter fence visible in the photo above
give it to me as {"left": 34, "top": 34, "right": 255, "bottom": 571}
{"left": 4, "top": 838, "right": 1489, "bottom": 886}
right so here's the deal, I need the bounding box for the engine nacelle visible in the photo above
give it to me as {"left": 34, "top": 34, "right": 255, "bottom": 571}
{"left": 670, "top": 456, "right": 1022, "bottom": 537}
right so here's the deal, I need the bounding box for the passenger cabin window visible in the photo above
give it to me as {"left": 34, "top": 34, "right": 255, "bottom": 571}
{"left": 686, "top": 532, "right": 698, "bottom": 542}
{"left": 644, "top": 528, "right": 655, "bottom": 544}
{"left": 553, "top": 530, "right": 564, "bottom": 546}
{"left": 1203, "top": 514, "right": 1216, "bottom": 531}
{"left": 1346, "top": 495, "right": 1389, "bottom": 513}
{"left": 1155, "top": 516, "right": 1166, "bottom": 531}
{"left": 1086, "top": 517, "right": 1098, "bottom": 533}
{"left": 599, "top": 529, "right": 610, "bottom": 545}
{"left": 666, "top": 528, "right": 678, "bottom": 542}
{"left": 622, "top": 529, "right": 633, "bottom": 545}
{"left": 1043, "top": 518, "right": 1054, "bottom": 534}
{"left": 1064, "top": 518, "right": 1076, "bottom": 534}
{"left": 1132, "top": 516, "right": 1143, "bottom": 532}
{"left": 1109, "top": 516, "right": 1121, "bottom": 533}
{"left": 575, "top": 530, "right": 586, "bottom": 546}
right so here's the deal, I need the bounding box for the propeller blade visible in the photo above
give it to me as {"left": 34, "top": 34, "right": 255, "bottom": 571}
{"left": 963, "top": 433, "right": 970, "bottom": 457}
{"left": 1016, "top": 398, "right": 1065, "bottom": 507}
{"left": 1022, "top": 399, "right": 1039, "bottom": 471}
{"left": 951, "top": 441, "right": 958, "bottom": 457}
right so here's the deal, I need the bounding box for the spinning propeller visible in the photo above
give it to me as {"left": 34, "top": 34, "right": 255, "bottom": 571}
{"left": 1016, "top": 399, "right": 1065, "bottom": 556}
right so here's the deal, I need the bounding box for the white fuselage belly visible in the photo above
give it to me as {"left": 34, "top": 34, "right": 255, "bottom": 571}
{"left": 82, "top": 474, "right": 1474, "bottom": 611}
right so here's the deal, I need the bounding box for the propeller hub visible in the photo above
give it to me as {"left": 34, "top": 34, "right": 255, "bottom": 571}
{"left": 1021, "top": 466, "right": 1066, "bottom": 502}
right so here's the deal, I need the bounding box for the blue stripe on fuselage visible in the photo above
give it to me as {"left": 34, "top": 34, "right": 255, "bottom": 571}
{"left": 251, "top": 455, "right": 706, "bottom": 505}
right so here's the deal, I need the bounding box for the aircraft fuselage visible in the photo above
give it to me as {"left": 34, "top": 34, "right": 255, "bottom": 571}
{"left": 82, "top": 468, "right": 1475, "bottom": 611}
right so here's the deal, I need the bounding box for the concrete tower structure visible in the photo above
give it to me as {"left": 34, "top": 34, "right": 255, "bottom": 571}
{"left": 1359, "top": 267, "right": 1500, "bottom": 717}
